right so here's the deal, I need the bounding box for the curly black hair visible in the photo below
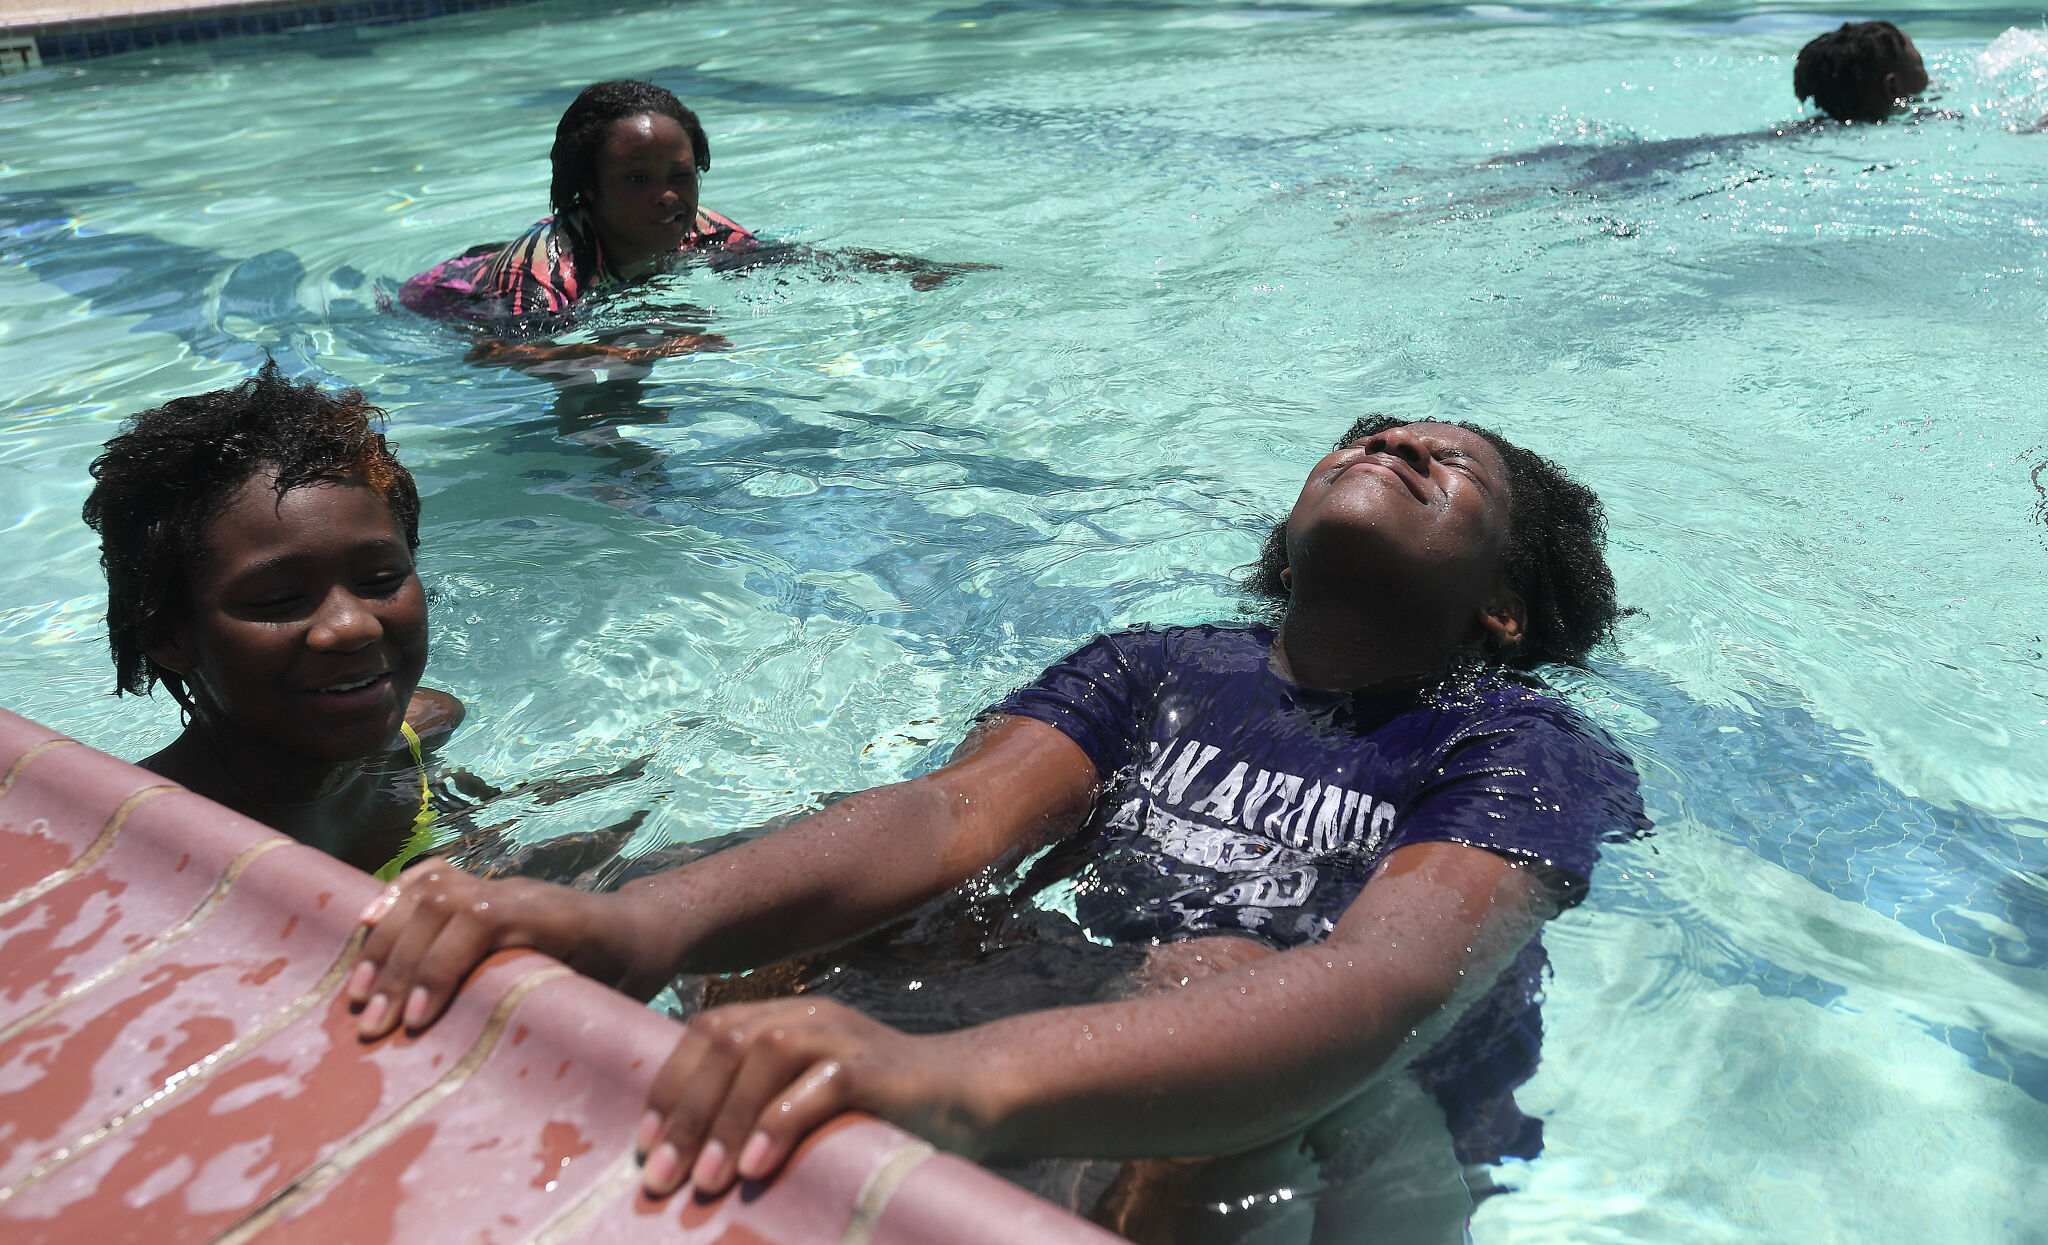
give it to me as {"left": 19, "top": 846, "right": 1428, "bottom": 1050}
{"left": 550, "top": 80, "right": 710, "bottom": 218}
{"left": 1244, "top": 415, "right": 1622, "bottom": 669}
{"left": 1794, "top": 21, "right": 1917, "bottom": 123}
{"left": 81, "top": 360, "right": 420, "bottom": 701}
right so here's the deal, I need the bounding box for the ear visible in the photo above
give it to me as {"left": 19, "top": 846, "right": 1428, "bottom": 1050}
{"left": 1280, "top": 566, "right": 1293, "bottom": 593}
{"left": 1881, "top": 70, "right": 1901, "bottom": 101}
{"left": 1477, "top": 582, "right": 1526, "bottom": 653}
{"left": 146, "top": 632, "right": 197, "bottom": 676}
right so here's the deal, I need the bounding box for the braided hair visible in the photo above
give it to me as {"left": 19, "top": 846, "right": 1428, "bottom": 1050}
{"left": 1794, "top": 21, "right": 1918, "bottom": 122}
{"left": 1244, "top": 416, "right": 1622, "bottom": 669}
{"left": 549, "top": 80, "right": 710, "bottom": 217}
{"left": 81, "top": 361, "right": 419, "bottom": 701}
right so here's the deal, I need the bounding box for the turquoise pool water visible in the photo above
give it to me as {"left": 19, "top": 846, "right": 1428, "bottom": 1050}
{"left": 3, "top": 0, "right": 2046, "bottom": 1237}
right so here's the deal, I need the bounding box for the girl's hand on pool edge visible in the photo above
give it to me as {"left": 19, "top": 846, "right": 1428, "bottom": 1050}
{"left": 349, "top": 859, "right": 641, "bottom": 1040}
{"left": 634, "top": 998, "right": 984, "bottom": 1199}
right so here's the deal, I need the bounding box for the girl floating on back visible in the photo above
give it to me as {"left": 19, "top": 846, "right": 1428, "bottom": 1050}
{"left": 351, "top": 414, "right": 1646, "bottom": 1239}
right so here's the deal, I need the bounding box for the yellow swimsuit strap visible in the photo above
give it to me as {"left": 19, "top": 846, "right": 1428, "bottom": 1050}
{"left": 373, "top": 722, "right": 440, "bottom": 882}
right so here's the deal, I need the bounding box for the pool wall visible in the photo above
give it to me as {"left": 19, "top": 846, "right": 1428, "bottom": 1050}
{"left": 0, "top": 705, "right": 1122, "bottom": 1244}
{"left": 0, "top": 0, "right": 543, "bottom": 70}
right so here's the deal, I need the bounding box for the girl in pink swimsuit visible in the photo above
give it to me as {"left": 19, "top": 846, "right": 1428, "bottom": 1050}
{"left": 400, "top": 80, "right": 756, "bottom": 327}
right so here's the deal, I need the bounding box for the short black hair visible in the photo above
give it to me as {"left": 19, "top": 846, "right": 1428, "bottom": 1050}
{"left": 549, "top": 80, "right": 710, "bottom": 217}
{"left": 1795, "top": 21, "right": 1916, "bottom": 123}
{"left": 1244, "top": 415, "right": 1622, "bottom": 669}
{"left": 81, "top": 361, "right": 420, "bottom": 701}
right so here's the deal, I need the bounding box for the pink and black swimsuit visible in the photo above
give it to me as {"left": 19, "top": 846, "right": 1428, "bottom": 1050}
{"left": 398, "top": 206, "right": 755, "bottom": 323}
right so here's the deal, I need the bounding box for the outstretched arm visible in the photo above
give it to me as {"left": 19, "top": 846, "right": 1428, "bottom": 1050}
{"left": 464, "top": 330, "right": 730, "bottom": 370}
{"left": 627, "top": 839, "right": 1551, "bottom": 1196}
{"left": 831, "top": 247, "right": 998, "bottom": 290}
{"left": 706, "top": 240, "right": 996, "bottom": 289}
{"left": 350, "top": 715, "right": 1098, "bottom": 1036}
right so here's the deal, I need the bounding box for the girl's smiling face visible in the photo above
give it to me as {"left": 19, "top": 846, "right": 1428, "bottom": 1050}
{"left": 585, "top": 111, "right": 701, "bottom": 272}
{"left": 150, "top": 471, "right": 428, "bottom": 765}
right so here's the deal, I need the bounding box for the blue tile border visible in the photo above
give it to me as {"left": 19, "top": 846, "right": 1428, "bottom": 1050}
{"left": 9, "top": 0, "right": 546, "bottom": 65}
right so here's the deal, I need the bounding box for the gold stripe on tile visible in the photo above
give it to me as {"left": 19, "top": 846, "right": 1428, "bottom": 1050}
{"left": 0, "top": 837, "right": 288, "bottom": 1048}
{"left": 522, "top": 1151, "right": 642, "bottom": 1245}
{"left": 210, "top": 963, "right": 573, "bottom": 1245}
{"left": 0, "top": 783, "right": 172, "bottom": 918}
{"left": 0, "top": 737, "right": 74, "bottom": 800}
{"left": 0, "top": 925, "right": 366, "bottom": 1205}
{"left": 839, "top": 1138, "right": 937, "bottom": 1245}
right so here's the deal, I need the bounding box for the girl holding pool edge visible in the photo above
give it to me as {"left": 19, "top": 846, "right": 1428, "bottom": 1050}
{"left": 351, "top": 414, "right": 1645, "bottom": 1239}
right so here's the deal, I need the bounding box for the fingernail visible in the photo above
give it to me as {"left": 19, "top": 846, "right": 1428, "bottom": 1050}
{"left": 346, "top": 960, "right": 377, "bottom": 1004}
{"left": 642, "top": 1142, "right": 681, "bottom": 1196}
{"left": 738, "top": 1131, "right": 773, "bottom": 1180}
{"left": 359, "top": 885, "right": 399, "bottom": 925}
{"left": 634, "top": 1110, "right": 661, "bottom": 1156}
{"left": 359, "top": 993, "right": 390, "bottom": 1035}
{"left": 690, "top": 1139, "right": 727, "bottom": 1190}
{"left": 402, "top": 986, "right": 430, "bottom": 1030}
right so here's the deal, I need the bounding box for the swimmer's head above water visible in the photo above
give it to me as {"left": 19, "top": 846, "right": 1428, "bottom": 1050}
{"left": 551, "top": 80, "right": 713, "bottom": 276}
{"left": 1245, "top": 416, "right": 1621, "bottom": 671}
{"left": 400, "top": 78, "right": 752, "bottom": 323}
{"left": 83, "top": 361, "right": 461, "bottom": 863}
{"left": 84, "top": 361, "right": 422, "bottom": 707}
{"left": 1795, "top": 21, "right": 1930, "bottom": 123}
{"left": 82, "top": 361, "right": 425, "bottom": 745}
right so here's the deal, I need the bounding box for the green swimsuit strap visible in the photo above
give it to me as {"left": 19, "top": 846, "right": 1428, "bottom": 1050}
{"left": 373, "top": 722, "right": 440, "bottom": 882}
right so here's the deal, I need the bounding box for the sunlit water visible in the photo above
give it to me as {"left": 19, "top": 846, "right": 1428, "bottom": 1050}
{"left": 3, "top": 1, "right": 2046, "bottom": 1239}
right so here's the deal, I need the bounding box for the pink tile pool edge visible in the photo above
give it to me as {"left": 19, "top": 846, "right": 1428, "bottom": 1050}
{"left": 0, "top": 705, "right": 1124, "bottom": 1244}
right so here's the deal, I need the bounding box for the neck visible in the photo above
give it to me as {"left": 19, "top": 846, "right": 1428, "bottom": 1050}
{"left": 149, "top": 718, "right": 376, "bottom": 848}
{"left": 609, "top": 249, "right": 665, "bottom": 281}
{"left": 574, "top": 211, "right": 663, "bottom": 282}
{"left": 1271, "top": 593, "right": 1474, "bottom": 692}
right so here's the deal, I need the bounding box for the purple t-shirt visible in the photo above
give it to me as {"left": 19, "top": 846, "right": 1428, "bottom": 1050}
{"left": 988, "top": 624, "right": 1646, "bottom": 1162}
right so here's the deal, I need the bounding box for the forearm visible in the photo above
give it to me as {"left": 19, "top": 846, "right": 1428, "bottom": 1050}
{"left": 467, "top": 337, "right": 724, "bottom": 367}
{"left": 955, "top": 941, "right": 1420, "bottom": 1159}
{"left": 961, "top": 850, "right": 1548, "bottom": 1160}
{"left": 613, "top": 777, "right": 1004, "bottom": 979}
{"left": 600, "top": 718, "right": 1094, "bottom": 985}
{"left": 355, "top": 717, "right": 1099, "bottom": 1037}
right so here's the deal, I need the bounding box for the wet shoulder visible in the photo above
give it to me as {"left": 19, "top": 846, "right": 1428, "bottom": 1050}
{"left": 1150, "top": 623, "right": 1275, "bottom": 676}
{"left": 1429, "top": 667, "right": 1646, "bottom": 814}
{"left": 690, "top": 206, "right": 756, "bottom": 249}
{"left": 1421, "top": 667, "right": 1597, "bottom": 742}
{"left": 1073, "top": 623, "right": 1273, "bottom": 691}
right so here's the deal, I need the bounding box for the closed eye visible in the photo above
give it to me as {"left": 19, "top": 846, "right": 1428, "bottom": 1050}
{"left": 232, "top": 591, "right": 309, "bottom": 620}
{"left": 1434, "top": 448, "right": 1495, "bottom": 490}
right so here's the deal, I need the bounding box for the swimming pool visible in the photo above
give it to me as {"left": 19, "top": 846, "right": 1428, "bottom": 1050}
{"left": 3, "top": 0, "right": 2045, "bottom": 1237}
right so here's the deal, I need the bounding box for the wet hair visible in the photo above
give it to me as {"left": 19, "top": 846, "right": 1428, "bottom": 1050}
{"left": 1244, "top": 415, "right": 1621, "bottom": 669}
{"left": 1794, "top": 22, "right": 1917, "bottom": 123}
{"left": 81, "top": 360, "right": 420, "bottom": 701}
{"left": 549, "top": 79, "right": 710, "bottom": 217}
